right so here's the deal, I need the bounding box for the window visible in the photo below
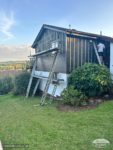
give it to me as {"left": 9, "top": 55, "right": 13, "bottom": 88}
{"left": 51, "top": 41, "right": 58, "bottom": 49}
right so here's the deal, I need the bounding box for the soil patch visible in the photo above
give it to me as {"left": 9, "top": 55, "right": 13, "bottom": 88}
{"left": 57, "top": 104, "right": 98, "bottom": 112}
{"left": 57, "top": 98, "right": 104, "bottom": 112}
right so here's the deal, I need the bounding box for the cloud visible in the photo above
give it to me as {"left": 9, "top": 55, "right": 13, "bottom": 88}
{"left": 0, "top": 44, "right": 35, "bottom": 62}
{"left": 0, "top": 10, "right": 15, "bottom": 40}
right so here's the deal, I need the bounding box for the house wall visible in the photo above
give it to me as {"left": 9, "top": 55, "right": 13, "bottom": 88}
{"left": 66, "top": 35, "right": 98, "bottom": 73}
{"left": 35, "top": 28, "right": 67, "bottom": 73}
{"left": 34, "top": 70, "right": 68, "bottom": 96}
{"left": 32, "top": 27, "right": 111, "bottom": 97}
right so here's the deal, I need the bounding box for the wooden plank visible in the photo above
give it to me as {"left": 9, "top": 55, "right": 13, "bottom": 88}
{"left": 69, "top": 37, "right": 71, "bottom": 72}
{"left": 32, "top": 79, "right": 40, "bottom": 97}
{"left": 84, "top": 40, "right": 87, "bottom": 62}
{"left": 66, "top": 37, "right": 70, "bottom": 73}
{"left": 89, "top": 42, "right": 92, "bottom": 63}
{"left": 33, "top": 75, "right": 48, "bottom": 79}
{"left": 82, "top": 39, "right": 85, "bottom": 65}
{"left": 79, "top": 39, "right": 81, "bottom": 66}
{"left": 71, "top": 37, "right": 74, "bottom": 70}
{"left": 86, "top": 40, "right": 89, "bottom": 63}
{"left": 80, "top": 39, "right": 83, "bottom": 66}
{"left": 77, "top": 39, "right": 80, "bottom": 67}
{"left": 73, "top": 38, "right": 76, "bottom": 69}
{"left": 26, "top": 61, "right": 37, "bottom": 98}
{"left": 31, "top": 48, "right": 59, "bottom": 57}
{"left": 65, "top": 35, "right": 68, "bottom": 73}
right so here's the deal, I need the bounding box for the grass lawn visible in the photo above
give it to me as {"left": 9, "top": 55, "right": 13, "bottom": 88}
{"left": 0, "top": 94, "right": 113, "bottom": 150}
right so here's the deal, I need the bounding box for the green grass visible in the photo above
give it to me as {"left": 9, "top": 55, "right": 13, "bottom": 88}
{"left": 0, "top": 94, "right": 113, "bottom": 150}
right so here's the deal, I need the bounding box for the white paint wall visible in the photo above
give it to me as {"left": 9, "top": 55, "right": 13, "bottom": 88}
{"left": 0, "top": 141, "right": 3, "bottom": 150}
{"left": 110, "top": 43, "right": 113, "bottom": 77}
{"left": 34, "top": 71, "right": 68, "bottom": 96}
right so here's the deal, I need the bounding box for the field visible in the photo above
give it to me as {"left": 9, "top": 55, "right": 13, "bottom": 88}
{"left": 0, "top": 61, "right": 29, "bottom": 78}
{"left": 0, "top": 94, "right": 113, "bottom": 150}
{"left": 0, "top": 61, "right": 27, "bottom": 70}
{"left": 0, "top": 70, "right": 22, "bottom": 78}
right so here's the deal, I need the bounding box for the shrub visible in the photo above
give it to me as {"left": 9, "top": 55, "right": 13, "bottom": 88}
{"left": 61, "top": 86, "right": 87, "bottom": 106}
{"left": 69, "top": 63, "right": 112, "bottom": 97}
{"left": 0, "top": 77, "right": 13, "bottom": 95}
{"left": 13, "top": 71, "right": 38, "bottom": 96}
{"left": 13, "top": 71, "right": 30, "bottom": 95}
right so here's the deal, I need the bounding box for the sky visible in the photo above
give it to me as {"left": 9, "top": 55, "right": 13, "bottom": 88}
{"left": 0, "top": 0, "right": 113, "bottom": 61}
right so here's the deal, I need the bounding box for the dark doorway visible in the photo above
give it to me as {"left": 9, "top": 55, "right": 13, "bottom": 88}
{"left": 103, "top": 41, "right": 110, "bottom": 68}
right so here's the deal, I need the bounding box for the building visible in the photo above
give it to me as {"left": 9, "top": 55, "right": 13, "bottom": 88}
{"left": 28, "top": 24, "right": 113, "bottom": 97}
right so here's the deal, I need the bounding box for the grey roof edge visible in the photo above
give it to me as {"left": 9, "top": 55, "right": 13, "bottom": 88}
{"left": 32, "top": 24, "right": 113, "bottom": 48}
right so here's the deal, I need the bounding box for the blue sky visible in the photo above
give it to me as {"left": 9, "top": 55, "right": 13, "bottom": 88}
{"left": 0, "top": 0, "right": 113, "bottom": 61}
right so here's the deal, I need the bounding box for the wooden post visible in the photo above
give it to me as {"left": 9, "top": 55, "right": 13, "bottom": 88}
{"left": 26, "top": 61, "right": 36, "bottom": 98}
{"left": 32, "top": 79, "right": 40, "bottom": 97}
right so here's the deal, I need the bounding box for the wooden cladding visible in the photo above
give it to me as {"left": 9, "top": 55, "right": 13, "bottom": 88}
{"left": 36, "top": 29, "right": 66, "bottom": 54}
{"left": 35, "top": 28, "right": 103, "bottom": 74}
{"left": 35, "top": 29, "right": 67, "bottom": 73}
{"left": 66, "top": 36, "right": 98, "bottom": 73}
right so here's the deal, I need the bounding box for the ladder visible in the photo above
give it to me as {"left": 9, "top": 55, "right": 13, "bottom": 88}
{"left": 40, "top": 51, "right": 58, "bottom": 105}
{"left": 92, "top": 42, "right": 102, "bottom": 65}
{"left": 50, "top": 78, "right": 64, "bottom": 101}
{"left": 26, "top": 48, "right": 59, "bottom": 102}
{"left": 52, "top": 84, "right": 57, "bottom": 97}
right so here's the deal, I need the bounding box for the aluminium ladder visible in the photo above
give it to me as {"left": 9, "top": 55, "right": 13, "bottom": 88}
{"left": 40, "top": 51, "right": 58, "bottom": 105}
{"left": 26, "top": 48, "right": 59, "bottom": 105}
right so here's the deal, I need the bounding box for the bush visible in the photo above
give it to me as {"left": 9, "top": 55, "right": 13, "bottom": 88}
{"left": 61, "top": 86, "right": 87, "bottom": 106}
{"left": 0, "top": 77, "right": 13, "bottom": 95}
{"left": 13, "top": 71, "right": 38, "bottom": 96}
{"left": 13, "top": 71, "right": 30, "bottom": 95}
{"left": 69, "top": 63, "right": 112, "bottom": 97}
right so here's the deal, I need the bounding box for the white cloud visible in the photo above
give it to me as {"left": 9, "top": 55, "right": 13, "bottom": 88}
{"left": 0, "top": 44, "right": 35, "bottom": 62}
{"left": 0, "top": 10, "right": 15, "bottom": 40}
